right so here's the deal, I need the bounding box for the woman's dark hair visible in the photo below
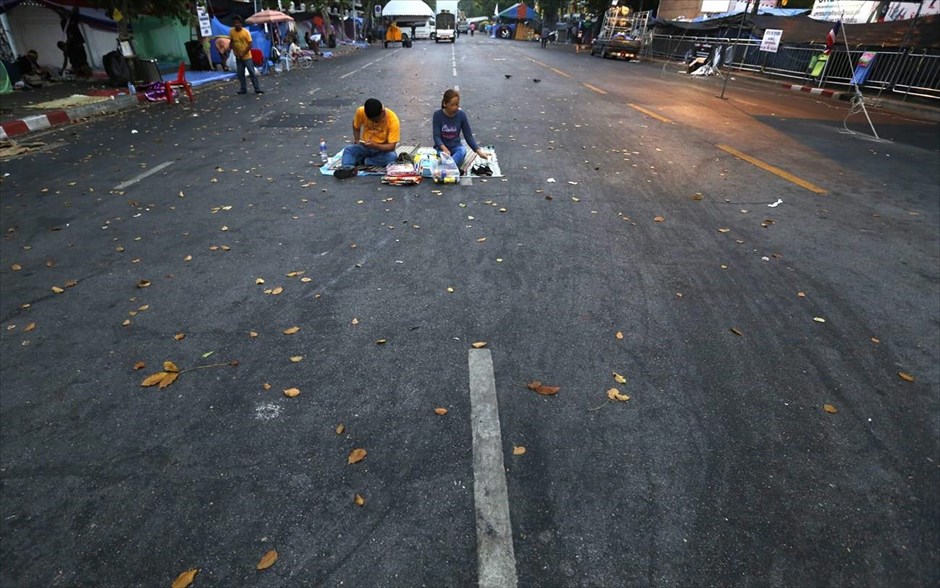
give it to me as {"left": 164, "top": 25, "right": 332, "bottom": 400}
{"left": 442, "top": 88, "right": 459, "bottom": 109}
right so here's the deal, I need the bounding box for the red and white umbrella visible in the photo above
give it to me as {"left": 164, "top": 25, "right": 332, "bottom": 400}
{"left": 245, "top": 10, "right": 294, "bottom": 24}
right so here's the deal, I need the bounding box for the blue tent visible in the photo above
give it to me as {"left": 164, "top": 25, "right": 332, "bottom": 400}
{"left": 497, "top": 3, "right": 537, "bottom": 21}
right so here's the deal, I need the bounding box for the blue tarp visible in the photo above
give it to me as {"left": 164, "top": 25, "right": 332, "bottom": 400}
{"left": 207, "top": 16, "right": 272, "bottom": 67}
{"left": 497, "top": 3, "right": 537, "bottom": 22}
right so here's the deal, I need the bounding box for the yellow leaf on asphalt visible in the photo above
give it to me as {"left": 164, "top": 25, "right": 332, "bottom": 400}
{"left": 283, "top": 388, "right": 300, "bottom": 397}
{"left": 11, "top": 263, "right": 22, "bottom": 271}
{"left": 163, "top": 361, "right": 180, "bottom": 373}
{"left": 513, "top": 446, "right": 526, "bottom": 455}
{"left": 286, "top": 271, "right": 305, "bottom": 277}
{"left": 813, "top": 317, "right": 826, "bottom": 323}
{"left": 183, "top": 255, "right": 192, "bottom": 262}
{"left": 718, "top": 228, "right": 730, "bottom": 233}
{"left": 376, "top": 339, "right": 387, "bottom": 345}
{"left": 471, "top": 342, "right": 487, "bottom": 348}
{"left": 351, "top": 318, "right": 359, "bottom": 325}
{"left": 348, "top": 448, "right": 367, "bottom": 464}
{"left": 615, "top": 331, "right": 624, "bottom": 340}
{"left": 797, "top": 291, "right": 806, "bottom": 298}
{"left": 249, "top": 331, "right": 258, "bottom": 338}
{"left": 136, "top": 279, "right": 151, "bottom": 288}
{"left": 730, "top": 327, "right": 743, "bottom": 336}
{"left": 256, "top": 278, "right": 265, "bottom": 285}
{"left": 898, "top": 372, "right": 915, "bottom": 382}
{"left": 301, "top": 277, "right": 312, "bottom": 283}
{"left": 263, "top": 382, "right": 272, "bottom": 390}
{"left": 256, "top": 550, "right": 278, "bottom": 570}
{"left": 823, "top": 404, "right": 838, "bottom": 414}
{"left": 336, "top": 424, "right": 345, "bottom": 435}
{"left": 122, "top": 319, "right": 131, "bottom": 326}
{"left": 133, "top": 361, "right": 145, "bottom": 370}
{"left": 525, "top": 381, "right": 559, "bottom": 395}
{"left": 434, "top": 408, "right": 448, "bottom": 415}
{"left": 290, "top": 356, "right": 303, "bottom": 363}
{"left": 158, "top": 372, "right": 179, "bottom": 389}
{"left": 174, "top": 333, "right": 185, "bottom": 341}
{"left": 477, "top": 237, "right": 487, "bottom": 242}
{"left": 171, "top": 568, "right": 199, "bottom": 588}
{"left": 654, "top": 215, "right": 665, "bottom": 222}
{"left": 354, "top": 494, "right": 366, "bottom": 506}
{"left": 23, "top": 322, "right": 36, "bottom": 332}
{"left": 447, "top": 287, "right": 454, "bottom": 293}
{"left": 283, "top": 326, "right": 300, "bottom": 335}
{"left": 270, "top": 286, "right": 283, "bottom": 295}
{"left": 141, "top": 372, "right": 169, "bottom": 387}
{"left": 51, "top": 286, "right": 64, "bottom": 294}
{"left": 613, "top": 372, "right": 627, "bottom": 384}
{"left": 607, "top": 388, "right": 631, "bottom": 402}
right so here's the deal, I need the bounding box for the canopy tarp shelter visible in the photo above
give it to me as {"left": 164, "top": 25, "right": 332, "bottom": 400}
{"left": 381, "top": 0, "right": 434, "bottom": 26}
{"left": 497, "top": 3, "right": 537, "bottom": 22}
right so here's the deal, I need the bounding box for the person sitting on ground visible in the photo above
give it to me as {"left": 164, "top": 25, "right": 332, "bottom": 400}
{"left": 335, "top": 98, "right": 400, "bottom": 178}
{"left": 432, "top": 88, "right": 489, "bottom": 169}
{"left": 214, "top": 36, "right": 232, "bottom": 71}
{"left": 17, "top": 50, "right": 54, "bottom": 86}
{"left": 304, "top": 30, "right": 322, "bottom": 56}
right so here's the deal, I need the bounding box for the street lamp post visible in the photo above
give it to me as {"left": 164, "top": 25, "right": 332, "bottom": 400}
{"left": 719, "top": 0, "right": 751, "bottom": 99}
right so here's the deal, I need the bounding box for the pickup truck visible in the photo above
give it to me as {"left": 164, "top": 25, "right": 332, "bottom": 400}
{"left": 590, "top": 32, "right": 641, "bottom": 60}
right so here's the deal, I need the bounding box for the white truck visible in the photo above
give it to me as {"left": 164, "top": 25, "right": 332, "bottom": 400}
{"left": 434, "top": 0, "right": 459, "bottom": 42}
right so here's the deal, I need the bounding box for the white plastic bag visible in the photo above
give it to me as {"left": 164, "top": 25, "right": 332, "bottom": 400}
{"left": 225, "top": 51, "right": 236, "bottom": 71}
{"left": 434, "top": 153, "right": 460, "bottom": 183}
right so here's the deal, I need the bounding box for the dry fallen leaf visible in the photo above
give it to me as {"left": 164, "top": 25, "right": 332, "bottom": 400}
{"left": 526, "top": 381, "right": 560, "bottom": 396}
{"left": 613, "top": 372, "right": 627, "bottom": 384}
{"left": 351, "top": 318, "right": 359, "bottom": 325}
{"left": 23, "top": 322, "right": 36, "bottom": 332}
{"left": 283, "top": 326, "right": 300, "bottom": 335}
{"left": 513, "top": 446, "right": 526, "bottom": 455}
{"left": 898, "top": 372, "right": 915, "bottom": 382}
{"left": 249, "top": 331, "right": 258, "bottom": 338}
{"left": 136, "top": 279, "right": 151, "bottom": 288}
{"left": 263, "top": 382, "right": 272, "bottom": 390}
{"left": 171, "top": 568, "right": 199, "bottom": 588}
{"left": 434, "top": 408, "right": 448, "bottom": 415}
{"left": 607, "top": 388, "right": 631, "bottom": 402}
{"left": 471, "top": 341, "right": 487, "bottom": 348}
{"left": 336, "top": 424, "right": 345, "bottom": 435}
{"left": 270, "top": 286, "right": 283, "bottom": 295}
{"left": 730, "top": 328, "right": 743, "bottom": 336}
{"left": 51, "top": 286, "right": 65, "bottom": 294}
{"left": 140, "top": 370, "right": 179, "bottom": 389}
{"left": 718, "top": 228, "right": 731, "bottom": 233}
{"left": 348, "top": 448, "right": 367, "bottom": 464}
{"left": 174, "top": 333, "right": 185, "bottom": 341}
{"left": 256, "top": 550, "right": 278, "bottom": 570}
{"left": 133, "top": 361, "right": 145, "bottom": 370}
{"left": 376, "top": 339, "right": 387, "bottom": 345}
{"left": 813, "top": 317, "right": 826, "bottom": 323}
{"left": 615, "top": 331, "right": 624, "bottom": 340}
{"left": 289, "top": 356, "right": 303, "bottom": 363}
{"left": 283, "top": 387, "right": 300, "bottom": 398}
{"left": 354, "top": 493, "right": 366, "bottom": 506}
{"left": 256, "top": 278, "right": 265, "bottom": 285}
{"left": 653, "top": 215, "right": 665, "bottom": 223}
{"left": 163, "top": 361, "right": 180, "bottom": 373}
{"left": 823, "top": 404, "right": 838, "bottom": 414}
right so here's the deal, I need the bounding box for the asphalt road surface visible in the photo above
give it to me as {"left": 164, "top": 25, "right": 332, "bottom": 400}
{"left": 1, "top": 35, "right": 938, "bottom": 587}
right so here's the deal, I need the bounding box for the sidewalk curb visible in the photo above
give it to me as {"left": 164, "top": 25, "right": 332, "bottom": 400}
{"left": 779, "top": 83, "right": 843, "bottom": 100}
{"left": 0, "top": 92, "right": 141, "bottom": 140}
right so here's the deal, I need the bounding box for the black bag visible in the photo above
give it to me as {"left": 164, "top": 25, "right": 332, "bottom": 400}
{"left": 103, "top": 50, "right": 130, "bottom": 87}
{"left": 402, "top": 34, "right": 412, "bottom": 48}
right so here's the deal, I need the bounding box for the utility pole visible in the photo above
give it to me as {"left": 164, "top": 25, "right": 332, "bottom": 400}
{"left": 719, "top": 0, "right": 750, "bottom": 99}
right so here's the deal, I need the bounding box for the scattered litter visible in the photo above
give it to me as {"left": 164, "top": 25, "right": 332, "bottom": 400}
{"left": 768, "top": 199, "right": 783, "bottom": 207}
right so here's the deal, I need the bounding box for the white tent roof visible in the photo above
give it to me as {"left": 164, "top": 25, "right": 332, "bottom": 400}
{"left": 382, "top": 0, "right": 435, "bottom": 19}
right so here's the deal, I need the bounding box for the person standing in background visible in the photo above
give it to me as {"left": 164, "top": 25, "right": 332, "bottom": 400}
{"left": 229, "top": 16, "right": 263, "bottom": 95}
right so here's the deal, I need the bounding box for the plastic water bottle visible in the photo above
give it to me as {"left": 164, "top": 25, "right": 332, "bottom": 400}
{"left": 319, "top": 139, "right": 329, "bottom": 164}
{"left": 127, "top": 81, "right": 136, "bottom": 95}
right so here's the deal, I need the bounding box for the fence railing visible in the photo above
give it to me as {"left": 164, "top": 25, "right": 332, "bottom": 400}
{"left": 646, "top": 34, "right": 940, "bottom": 101}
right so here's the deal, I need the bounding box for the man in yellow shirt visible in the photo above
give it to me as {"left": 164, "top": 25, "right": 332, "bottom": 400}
{"left": 335, "top": 98, "right": 400, "bottom": 177}
{"left": 229, "top": 16, "right": 263, "bottom": 95}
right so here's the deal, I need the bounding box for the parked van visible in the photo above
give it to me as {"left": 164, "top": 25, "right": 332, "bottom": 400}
{"left": 434, "top": 10, "right": 456, "bottom": 43}
{"left": 411, "top": 18, "right": 435, "bottom": 40}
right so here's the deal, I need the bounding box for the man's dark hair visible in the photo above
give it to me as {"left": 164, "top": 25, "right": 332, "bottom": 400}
{"left": 233, "top": 15, "right": 243, "bottom": 24}
{"left": 364, "top": 98, "right": 383, "bottom": 120}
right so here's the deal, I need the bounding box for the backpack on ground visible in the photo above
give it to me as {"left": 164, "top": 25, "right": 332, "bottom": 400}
{"left": 103, "top": 51, "right": 130, "bottom": 87}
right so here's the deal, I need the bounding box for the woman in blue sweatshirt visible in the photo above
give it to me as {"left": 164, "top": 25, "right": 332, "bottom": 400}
{"left": 432, "top": 89, "right": 489, "bottom": 168}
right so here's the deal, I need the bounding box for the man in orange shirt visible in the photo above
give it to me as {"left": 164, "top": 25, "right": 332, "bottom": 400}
{"left": 335, "top": 98, "right": 400, "bottom": 177}
{"left": 229, "top": 16, "right": 263, "bottom": 94}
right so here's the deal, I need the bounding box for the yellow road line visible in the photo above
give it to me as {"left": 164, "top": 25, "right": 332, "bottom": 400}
{"left": 627, "top": 103, "right": 673, "bottom": 124}
{"left": 528, "top": 57, "right": 571, "bottom": 78}
{"left": 717, "top": 144, "right": 827, "bottom": 194}
{"left": 583, "top": 83, "right": 607, "bottom": 95}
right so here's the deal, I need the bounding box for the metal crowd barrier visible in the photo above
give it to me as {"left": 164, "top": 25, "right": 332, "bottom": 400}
{"left": 647, "top": 34, "right": 940, "bottom": 101}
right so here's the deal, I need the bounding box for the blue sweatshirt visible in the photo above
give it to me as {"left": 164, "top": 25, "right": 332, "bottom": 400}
{"left": 432, "top": 109, "right": 480, "bottom": 152}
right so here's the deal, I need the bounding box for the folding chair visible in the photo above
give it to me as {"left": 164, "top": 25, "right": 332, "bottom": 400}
{"left": 164, "top": 61, "right": 194, "bottom": 104}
